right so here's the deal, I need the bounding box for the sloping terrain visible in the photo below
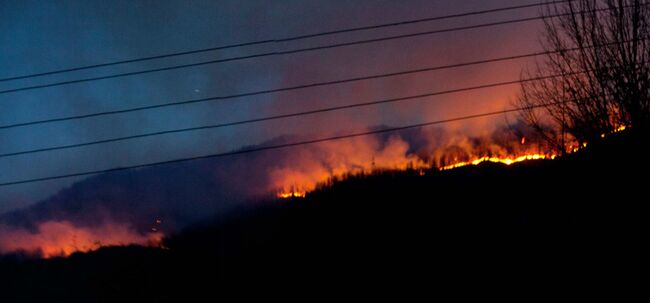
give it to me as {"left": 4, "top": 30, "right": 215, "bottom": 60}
{"left": 1, "top": 130, "right": 647, "bottom": 299}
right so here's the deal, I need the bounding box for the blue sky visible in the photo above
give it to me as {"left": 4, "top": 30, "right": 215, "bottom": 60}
{"left": 0, "top": 0, "right": 544, "bottom": 213}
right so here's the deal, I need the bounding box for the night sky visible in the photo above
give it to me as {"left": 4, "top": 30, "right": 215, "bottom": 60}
{"left": 0, "top": 0, "right": 543, "bottom": 214}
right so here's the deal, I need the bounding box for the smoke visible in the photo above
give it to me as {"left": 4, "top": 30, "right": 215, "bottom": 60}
{"left": 0, "top": 121, "right": 552, "bottom": 257}
{"left": 0, "top": 220, "right": 161, "bottom": 258}
{"left": 0, "top": 0, "right": 549, "bottom": 257}
{"left": 267, "top": 135, "right": 425, "bottom": 195}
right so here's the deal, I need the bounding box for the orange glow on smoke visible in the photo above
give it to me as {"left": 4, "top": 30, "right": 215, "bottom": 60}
{"left": 276, "top": 150, "right": 558, "bottom": 199}
{"left": 275, "top": 151, "right": 557, "bottom": 199}
{"left": 273, "top": 133, "right": 560, "bottom": 199}
{"left": 0, "top": 220, "right": 162, "bottom": 258}
{"left": 276, "top": 124, "right": 632, "bottom": 199}
{"left": 273, "top": 136, "right": 427, "bottom": 199}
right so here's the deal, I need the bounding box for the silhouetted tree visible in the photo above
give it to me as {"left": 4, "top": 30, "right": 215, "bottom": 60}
{"left": 518, "top": 0, "right": 650, "bottom": 152}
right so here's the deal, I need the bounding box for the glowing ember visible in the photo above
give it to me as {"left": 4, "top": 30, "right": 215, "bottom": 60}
{"left": 277, "top": 191, "right": 307, "bottom": 199}
{"left": 601, "top": 125, "right": 627, "bottom": 138}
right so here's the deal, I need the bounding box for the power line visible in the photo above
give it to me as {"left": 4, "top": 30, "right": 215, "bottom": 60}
{"left": 0, "top": 10, "right": 578, "bottom": 95}
{"left": 0, "top": 101, "right": 565, "bottom": 187}
{"left": 0, "top": 69, "right": 589, "bottom": 159}
{"left": 0, "top": 50, "right": 545, "bottom": 130}
{"left": 0, "top": 0, "right": 571, "bottom": 83}
{"left": 0, "top": 39, "right": 634, "bottom": 130}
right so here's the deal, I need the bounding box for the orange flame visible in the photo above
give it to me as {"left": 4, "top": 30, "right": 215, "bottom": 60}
{"left": 602, "top": 125, "right": 627, "bottom": 138}
{"left": 0, "top": 220, "right": 162, "bottom": 258}
{"left": 439, "top": 153, "right": 556, "bottom": 170}
{"left": 277, "top": 191, "right": 307, "bottom": 199}
{"left": 275, "top": 124, "right": 630, "bottom": 199}
{"left": 272, "top": 131, "right": 584, "bottom": 199}
{"left": 275, "top": 151, "right": 557, "bottom": 199}
{"left": 273, "top": 136, "right": 427, "bottom": 199}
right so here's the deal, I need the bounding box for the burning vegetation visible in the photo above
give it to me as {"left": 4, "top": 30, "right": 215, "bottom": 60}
{"left": 274, "top": 150, "right": 555, "bottom": 199}
{"left": 439, "top": 154, "right": 556, "bottom": 171}
{"left": 0, "top": 220, "right": 163, "bottom": 258}
{"left": 0, "top": 121, "right": 630, "bottom": 257}
{"left": 276, "top": 122, "right": 629, "bottom": 199}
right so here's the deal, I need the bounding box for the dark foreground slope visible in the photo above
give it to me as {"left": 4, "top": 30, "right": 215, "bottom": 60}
{"left": 1, "top": 130, "right": 648, "bottom": 299}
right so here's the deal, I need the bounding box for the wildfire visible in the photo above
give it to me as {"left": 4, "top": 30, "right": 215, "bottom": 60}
{"left": 275, "top": 152, "right": 558, "bottom": 199}
{"left": 439, "top": 153, "right": 556, "bottom": 170}
{"left": 277, "top": 191, "right": 307, "bottom": 199}
{"left": 0, "top": 220, "right": 164, "bottom": 259}
{"left": 274, "top": 124, "right": 633, "bottom": 200}
{"left": 272, "top": 133, "right": 566, "bottom": 199}
{"left": 4, "top": 125, "right": 627, "bottom": 258}
{"left": 601, "top": 125, "right": 627, "bottom": 138}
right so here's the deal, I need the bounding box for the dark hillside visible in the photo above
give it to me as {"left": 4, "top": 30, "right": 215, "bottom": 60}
{"left": 1, "top": 129, "right": 648, "bottom": 299}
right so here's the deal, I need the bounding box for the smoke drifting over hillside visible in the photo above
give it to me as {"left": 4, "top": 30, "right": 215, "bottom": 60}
{"left": 0, "top": 122, "right": 552, "bottom": 257}
{"left": 0, "top": 221, "right": 161, "bottom": 258}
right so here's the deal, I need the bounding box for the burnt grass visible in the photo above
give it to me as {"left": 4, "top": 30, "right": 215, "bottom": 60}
{"left": 1, "top": 130, "right": 648, "bottom": 299}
